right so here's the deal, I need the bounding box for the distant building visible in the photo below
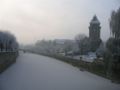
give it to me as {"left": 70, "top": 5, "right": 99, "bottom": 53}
{"left": 54, "top": 39, "right": 79, "bottom": 54}
{"left": 89, "top": 15, "right": 102, "bottom": 52}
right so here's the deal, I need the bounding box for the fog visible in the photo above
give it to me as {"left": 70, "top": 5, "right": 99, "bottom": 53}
{"left": 0, "top": 0, "right": 119, "bottom": 44}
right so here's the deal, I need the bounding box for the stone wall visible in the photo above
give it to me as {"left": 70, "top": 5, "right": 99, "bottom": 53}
{"left": 0, "top": 52, "right": 18, "bottom": 73}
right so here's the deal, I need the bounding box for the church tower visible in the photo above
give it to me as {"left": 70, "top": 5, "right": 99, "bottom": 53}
{"left": 89, "top": 15, "right": 102, "bottom": 52}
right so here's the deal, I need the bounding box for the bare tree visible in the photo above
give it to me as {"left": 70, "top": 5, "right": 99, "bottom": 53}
{"left": 0, "top": 31, "right": 19, "bottom": 52}
{"left": 105, "top": 7, "right": 120, "bottom": 80}
{"left": 109, "top": 8, "right": 120, "bottom": 39}
{"left": 75, "top": 34, "right": 90, "bottom": 55}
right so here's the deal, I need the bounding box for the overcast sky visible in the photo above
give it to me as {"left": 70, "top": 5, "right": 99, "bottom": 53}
{"left": 0, "top": 0, "right": 119, "bottom": 44}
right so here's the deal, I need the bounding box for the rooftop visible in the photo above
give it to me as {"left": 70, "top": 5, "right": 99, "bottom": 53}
{"left": 90, "top": 15, "right": 100, "bottom": 24}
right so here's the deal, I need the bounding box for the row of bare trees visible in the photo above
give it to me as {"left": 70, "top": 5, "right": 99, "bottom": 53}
{"left": 0, "top": 31, "right": 19, "bottom": 52}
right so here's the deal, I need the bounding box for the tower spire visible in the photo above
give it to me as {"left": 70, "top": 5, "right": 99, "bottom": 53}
{"left": 90, "top": 15, "right": 100, "bottom": 25}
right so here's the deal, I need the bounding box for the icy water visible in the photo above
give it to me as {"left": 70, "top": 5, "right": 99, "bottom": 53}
{"left": 0, "top": 52, "right": 120, "bottom": 90}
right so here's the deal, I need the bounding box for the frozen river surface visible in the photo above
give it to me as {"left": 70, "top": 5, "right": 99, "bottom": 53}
{"left": 0, "top": 52, "right": 120, "bottom": 90}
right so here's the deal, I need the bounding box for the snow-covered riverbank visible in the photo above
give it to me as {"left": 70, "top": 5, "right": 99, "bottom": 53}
{"left": 0, "top": 52, "right": 120, "bottom": 90}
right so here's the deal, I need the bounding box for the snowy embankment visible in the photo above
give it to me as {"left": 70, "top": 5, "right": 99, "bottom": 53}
{"left": 0, "top": 52, "right": 120, "bottom": 90}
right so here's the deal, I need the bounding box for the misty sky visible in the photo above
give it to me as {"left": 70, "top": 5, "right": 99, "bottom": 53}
{"left": 0, "top": 0, "right": 119, "bottom": 44}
